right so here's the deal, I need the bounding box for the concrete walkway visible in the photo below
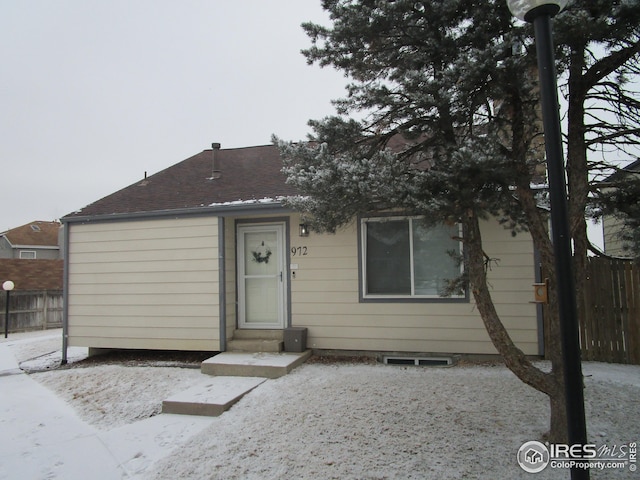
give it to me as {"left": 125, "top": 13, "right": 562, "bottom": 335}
{"left": 0, "top": 335, "right": 215, "bottom": 480}
{"left": 0, "top": 332, "right": 313, "bottom": 478}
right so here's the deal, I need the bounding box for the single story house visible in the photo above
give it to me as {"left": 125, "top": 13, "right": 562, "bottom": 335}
{"left": 61, "top": 143, "right": 542, "bottom": 357}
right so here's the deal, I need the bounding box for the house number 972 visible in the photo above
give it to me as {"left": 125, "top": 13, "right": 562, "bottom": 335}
{"left": 291, "top": 246, "right": 308, "bottom": 256}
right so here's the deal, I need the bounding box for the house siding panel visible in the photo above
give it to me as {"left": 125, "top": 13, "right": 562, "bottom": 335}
{"left": 603, "top": 215, "right": 633, "bottom": 257}
{"left": 67, "top": 217, "right": 220, "bottom": 351}
{"left": 288, "top": 214, "right": 539, "bottom": 355}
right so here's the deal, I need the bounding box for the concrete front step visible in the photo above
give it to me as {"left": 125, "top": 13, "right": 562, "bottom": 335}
{"left": 227, "top": 339, "right": 283, "bottom": 353}
{"left": 162, "top": 376, "right": 266, "bottom": 417}
{"left": 232, "top": 329, "right": 284, "bottom": 341}
{"left": 201, "top": 350, "right": 312, "bottom": 379}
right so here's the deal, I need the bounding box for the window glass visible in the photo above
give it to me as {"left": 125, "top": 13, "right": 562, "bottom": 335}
{"left": 363, "top": 217, "right": 463, "bottom": 299}
{"left": 413, "top": 221, "right": 461, "bottom": 296}
{"left": 365, "top": 219, "right": 411, "bottom": 295}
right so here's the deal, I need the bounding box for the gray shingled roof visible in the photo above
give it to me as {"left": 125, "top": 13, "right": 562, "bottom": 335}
{"left": 64, "top": 144, "right": 297, "bottom": 219}
{"left": 2, "top": 221, "right": 61, "bottom": 247}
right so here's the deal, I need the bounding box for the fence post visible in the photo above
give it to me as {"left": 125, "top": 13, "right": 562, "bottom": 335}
{"left": 42, "top": 291, "right": 48, "bottom": 330}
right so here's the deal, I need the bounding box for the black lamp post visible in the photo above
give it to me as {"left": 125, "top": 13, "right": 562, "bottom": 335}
{"left": 506, "top": 1, "right": 589, "bottom": 479}
{"left": 3, "top": 280, "right": 14, "bottom": 338}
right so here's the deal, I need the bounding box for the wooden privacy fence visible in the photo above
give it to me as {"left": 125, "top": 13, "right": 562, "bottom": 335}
{"left": 0, "top": 290, "right": 63, "bottom": 333}
{"left": 580, "top": 258, "right": 640, "bottom": 364}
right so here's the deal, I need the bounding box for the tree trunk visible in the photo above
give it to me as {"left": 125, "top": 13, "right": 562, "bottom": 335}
{"left": 566, "top": 43, "right": 590, "bottom": 346}
{"left": 501, "top": 70, "right": 571, "bottom": 443}
{"left": 463, "top": 210, "right": 568, "bottom": 442}
{"left": 548, "top": 379, "right": 568, "bottom": 443}
{"left": 541, "top": 273, "right": 569, "bottom": 444}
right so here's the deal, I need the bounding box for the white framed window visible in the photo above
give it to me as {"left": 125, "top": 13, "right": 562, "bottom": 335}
{"left": 361, "top": 216, "right": 465, "bottom": 300}
{"left": 19, "top": 250, "right": 36, "bottom": 259}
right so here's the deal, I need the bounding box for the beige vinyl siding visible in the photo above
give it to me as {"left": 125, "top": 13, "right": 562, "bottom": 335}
{"left": 603, "top": 214, "right": 633, "bottom": 257}
{"left": 67, "top": 216, "right": 220, "bottom": 351}
{"left": 289, "top": 214, "right": 539, "bottom": 355}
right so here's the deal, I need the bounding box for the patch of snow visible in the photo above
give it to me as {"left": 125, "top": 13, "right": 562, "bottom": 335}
{"left": 147, "top": 362, "right": 639, "bottom": 480}
{"left": 208, "top": 197, "right": 281, "bottom": 207}
{"left": 205, "top": 351, "right": 305, "bottom": 367}
{"left": 2, "top": 329, "right": 88, "bottom": 368}
{"left": 2, "top": 331, "right": 639, "bottom": 479}
{"left": 0, "top": 372, "right": 125, "bottom": 480}
{"left": 583, "top": 362, "right": 640, "bottom": 388}
{"left": 20, "top": 346, "right": 88, "bottom": 371}
{"left": 100, "top": 413, "right": 214, "bottom": 478}
{"left": 33, "top": 365, "right": 206, "bottom": 429}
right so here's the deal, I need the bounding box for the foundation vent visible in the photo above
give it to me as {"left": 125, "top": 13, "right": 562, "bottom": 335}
{"left": 383, "top": 356, "right": 453, "bottom": 367}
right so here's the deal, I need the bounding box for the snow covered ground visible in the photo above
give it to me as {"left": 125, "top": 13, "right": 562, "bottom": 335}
{"left": 2, "top": 330, "right": 639, "bottom": 479}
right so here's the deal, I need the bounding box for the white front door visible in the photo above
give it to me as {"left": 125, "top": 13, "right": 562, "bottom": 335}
{"left": 237, "top": 223, "right": 287, "bottom": 329}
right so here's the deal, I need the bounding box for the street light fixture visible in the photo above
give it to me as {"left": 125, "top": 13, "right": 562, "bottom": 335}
{"left": 505, "top": 1, "right": 589, "bottom": 479}
{"left": 507, "top": 0, "right": 567, "bottom": 21}
{"left": 3, "top": 280, "right": 14, "bottom": 338}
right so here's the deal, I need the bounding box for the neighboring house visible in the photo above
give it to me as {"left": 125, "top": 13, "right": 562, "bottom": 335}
{"left": 0, "top": 221, "right": 62, "bottom": 259}
{"left": 602, "top": 159, "right": 640, "bottom": 257}
{"left": 0, "top": 222, "right": 63, "bottom": 330}
{"left": 61, "top": 143, "right": 541, "bottom": 357}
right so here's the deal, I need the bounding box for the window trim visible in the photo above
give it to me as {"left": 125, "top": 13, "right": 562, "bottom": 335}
{"left": 358, "top": 215, "right": 469, "bottom": 303}
{"left": 19, "top": 250, "right": 37, "bottom": 259}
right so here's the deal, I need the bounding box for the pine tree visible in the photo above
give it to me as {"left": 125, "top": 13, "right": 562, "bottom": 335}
{"left": 275, "top": 0, "right": 640, "bottom": 443}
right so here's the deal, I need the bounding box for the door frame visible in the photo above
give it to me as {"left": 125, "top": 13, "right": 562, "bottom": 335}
{"left": 236, "top": 219, "right": 290, "bottom": 329}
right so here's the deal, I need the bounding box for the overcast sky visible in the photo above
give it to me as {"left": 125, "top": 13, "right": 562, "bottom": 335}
{"left": 0, "top": 1, "right": 347, "bottom": 230}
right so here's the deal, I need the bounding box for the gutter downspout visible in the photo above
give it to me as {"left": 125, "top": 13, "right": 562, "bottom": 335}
{"left": 61, "top": 222, "right": 70, "bottom": 364}
{"left": 218, "top": 217, "right": 227, "bottom": 352}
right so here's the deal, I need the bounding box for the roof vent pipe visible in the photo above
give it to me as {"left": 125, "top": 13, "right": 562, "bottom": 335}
{"left": 211, "top": 142, "right": 222, "bottom": 179}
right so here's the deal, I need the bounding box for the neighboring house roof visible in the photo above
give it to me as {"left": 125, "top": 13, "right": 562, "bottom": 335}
{"left": 1, "top": 221, "right": 61, "bottom": 247}
{"left": 603, "top": 159, "right": 640, "bottom": 183}
{"left": 623, "top": 159, "right": 640, "bottom": 171}
{"left": 0, "top": 259, "right": 63, "bottom": 290}
{"left": 64, "top": 144, "right": 298, "bottom": 220}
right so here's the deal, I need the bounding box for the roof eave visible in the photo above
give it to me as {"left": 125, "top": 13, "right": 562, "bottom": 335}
{"left": 61, "top": 202, "right": 294, "bottom": 225}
